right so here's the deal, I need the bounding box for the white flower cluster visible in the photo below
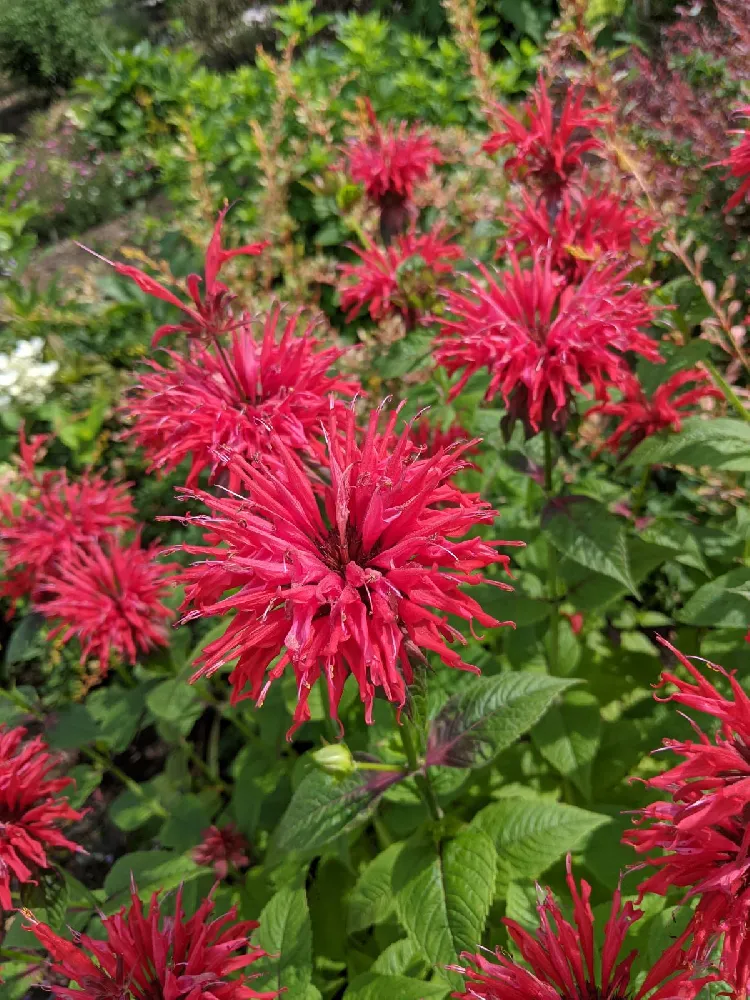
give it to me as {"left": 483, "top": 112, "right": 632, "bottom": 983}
{"left": 0, "top": 338, "right": 58, "bottom": 409}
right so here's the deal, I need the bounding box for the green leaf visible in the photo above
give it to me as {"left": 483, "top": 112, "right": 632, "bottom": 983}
{"left": 531, "top": 690, "right": 601, "bottom": 800}
{"left": 47, "top": 704, "right": 99, "bottom": 749}
{"left": 394, "top": 829, "right": 496, "bottom": 987}
{"left": 348, "top": 842, "right": 403, "bottom": 933}
{"left": 370, "top": 938, "right": 427, "bottom": 977}
{"left": 542, "top": 497, "right": 638, "bottom": 596}
{"left": 103, "top": 851, "right": 203, "bottom": 912}
{"left": 625, "top": 417, "right": 750, "bottom": 470}
{"left": 678, "top": 568, "right": 750, "bottom": 628}
{"left": 87, "top": 684, "right": 146, "bottom": 751}
{"left": 376, "top": 330, "right": 434, "bottom": 379}
{"left": 427, "top": 673, "right": 576, "bottom": 769}
{"left": 146, "top": 678, "right": 204, "bottom": 733}
{"left": 20, "top": 866, "right": 68, "bottom": 930}
{"left": 66, "top": 764, "right": 102, "bottom": 810}
{"left": 472, "top": 797, "right": 609, "bottom": 895}
{"left": 4, "top": 612, "right": 45, "bottom": 667}
{"left": 159, "top": 794, "right": 213, "bottom": 851}
{"left": 344, "top": 974, "right": 449, "bottom": 999}
{"left": 270, "top": 769, "right": 389, "bottom": 861}
{"left": 109, "top": 782, "right": 163, "bottom": 831}
{"left": 252, "top": 886, "right": 314, "bottom": 999}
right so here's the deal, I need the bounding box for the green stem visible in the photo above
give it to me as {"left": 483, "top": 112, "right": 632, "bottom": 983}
{"left": 355, "top": 761, "right": 405, "bottom": 773}
{"left": 705, "top": 359, "right": 750, "bottom": 422}
{"left": 399, "top": 716, "right": 443, "bottom": 822}
{"left": 178, "top": 735, "right": 229, "bottom": 792}
{"left": 80, "top": 746, "right": 168, "bottom": 819}
{"left": 0, "top": 947, "right": 43, "bottom": 964}
{"left": 543, "top": 429, "right": 560, "bottom": 676}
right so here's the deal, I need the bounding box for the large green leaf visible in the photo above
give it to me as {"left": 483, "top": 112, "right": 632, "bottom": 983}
{"left": 269, "top": 769, "right": 391, "bottom": 861}
{"left": 46, "top": 704, "right": 99, "bottom": 750}
{"left": 87, "top": 684, "right": 147, "bottom": 751}
{"left": 471, "top": 797, "right": 609, "bottom": 895}
{"left": 626, "top": 416, "right": 750, "bottom": 470}
{"left": 394, "top": 828, "right": 496, "bottom": 988}
{"left": 678, "top": 568, "right": 750, "bottom": 628}
{"left": 531, "top": 690, "right": 601, "bottom": 800}
{"left": 348, "top": 842, "right": 403, "bottom": 933}
{"left": 427, "top": 673, "right": 576, "bottom": 769}
{"left": 146, "top": 678, "right": 204, "bottom": 733}
{"left": 103, "top": 851, "right": 204, "bottom": 912}
{"left": 344, "top": 974, "right": 449, "bottom": 999}
{"left": 252, "top": 886, "right": 314, "bottom": 1000}
{"left": 542, "top": 496, "right": 638, "bottom": 596}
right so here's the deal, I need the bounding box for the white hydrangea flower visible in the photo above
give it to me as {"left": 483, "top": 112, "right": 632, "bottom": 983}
{"left": 0, "top": 339, "right": 58, "bottom": 408}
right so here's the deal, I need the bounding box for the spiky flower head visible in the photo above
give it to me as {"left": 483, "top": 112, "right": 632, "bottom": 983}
{"left": 123, "top": 305, "right": 359, "bottom": 489}
{"left": 339, "top": 226, "right": 462, "bottom": 328}
{"left": 193, "top": 823, "right": 251, "bottom": 879}
{"left": 174, "top": 403, "right": 520, "bottom": 735}
{"left": 484, "top": 76, "right": 609, "bottom": 196}
{"left": 0, "top": 726, "right": 84, "bottom": 911}
{"left": 587, "top": 368, "right": 720, "bottom": 458}
{"left": 28, "top": 882, "right": 278, "bottom": 999}
{"left": 434, "top": 254, "right": 661, "bottom": 438}
{"left": 453, "top": 856, "right": 711, "bottom": 1000}
{"left": 38, "top": 536, "right": 174, "bottom": 676}
{"left": 721, "top": 104, "right": 750, "bottom": 211}
{"left": 624, "top": 637, "right": 750, "bottom": 993}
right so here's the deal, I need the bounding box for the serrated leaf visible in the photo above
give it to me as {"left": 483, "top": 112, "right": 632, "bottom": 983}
{"left": 542, "top": 496, "right": 638, "bottom": 596}
{"left": 348, "top": 842, "right": 403, "bottom": 933}
{"left": 270, "top": 769, "right": 394, "bottom": 861}
{"left": 20, "top": 866, "right": 68, "bottom": 929}
{"left": 370, "top": 938, "right": 426, "bottom": 977}
{"left": 146, "top": 678, "right": 203, "bottom": 732}
{"left": 427, "top": 673, "right": 576, "bottom": 769}
{"left": 471, "top": 797, "right": 609, "bottom": 896}
{"left": 626, "top": 417, "right": 750, "bottom": 470}
{"left": 344, "top": 974, "right": 449, "bottom": 999}
{"left": 103, "top": 851, "right": 203, "bottom": 912}
{"left": 252, "top": 887, "right": 314, "bottom": 999}
{"left": 394, "top": 828, "right": 496, "bottom": 988}
{"left": 376, "top": 330, "right": 434, "bottom": 379}
{"left": 531, "top": 690, "right": 601, "bottom": 800}
{"left": 678, "top": 568, "right": 750, "bottom": 628}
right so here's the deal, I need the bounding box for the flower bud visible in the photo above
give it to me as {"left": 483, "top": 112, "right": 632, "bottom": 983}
{"left": 312, "top": 743, "right": 355, "bottom": 778}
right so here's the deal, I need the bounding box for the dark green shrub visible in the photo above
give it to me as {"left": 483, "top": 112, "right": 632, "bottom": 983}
{"left": 0, "top": 0, "right": 105, "bottom": 89}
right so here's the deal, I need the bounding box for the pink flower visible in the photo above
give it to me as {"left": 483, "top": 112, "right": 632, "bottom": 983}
{"left": 28, "top": 883, "right": 277, "bottom": 999}
{"left": 587, "top": 368, "right": 721, "bottom": 457}
{"left": 175, "top": 404, "right": 520, "bottom": 734}
{"left": 0, "top": 726, "right": 84, "bottom": 911}
{"left": 721, "top": 105, "right": 750, "bottom": 211}
{"left": 194, "top": 823, "right": 250, "bottom": 879}
{"left": 38, "top": 536, "right": 174, "bottom": 675}
{"left": 123, "top": 305, "right": 359, "bottom": 488}
{"left": 624, "top": 638, "right": 750, "bottom": 992}
{"left": 502, "top": 184, "right": 656, "bottom": 282}
{"left": 345, "top": 99, "right": 442, "bottom": 243}
{"left": 339, "top": 225, "right": 462, "bottom": 327}
{"left": 453, "top": 856, "right": 711, "bottom": 1000}
{"left": 484, "top": 76, "right": 609, "bottom": 195}
{"left": 0, "top": 429, "right": 135, "bottom": 612}
{"left": 408, "top": 416, "right": 478, "bottom": 463}
{"left": 434, "top": 254, "right": 661, "bottom": 437}
{"left": 86, "top": 207, "right": 268, "bottom": 346}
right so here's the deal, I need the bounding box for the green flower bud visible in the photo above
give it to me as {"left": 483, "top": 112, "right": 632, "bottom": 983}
{"left": 312, "top": 743, "right": 355, "bottom": 778}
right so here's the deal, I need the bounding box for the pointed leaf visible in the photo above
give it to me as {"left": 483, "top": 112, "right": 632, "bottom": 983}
{"left": 531, "top": 690, "right": 601, "bottom": 800}
{"left": 678, "top": 568, "right": 750, "bottom": 628}
{"left": 427, "top": 673, "right": 576, "bottom": 769}
{"left": 252, "top": 886, "right": 314, "bottom": 1000}
{"left": 542, "top": 496, "right": 638, "bottom": 596}
{"left": 348, "top": 842, "right": 403, "bottom": 932}
{"left": 625, "top": 417, "right": 750, "bottom": 470}
{"left": 394, "top": 829, "right": 496, "bottom": 988}
{"left": 344, "top": 974, "right": 449, "bottom": 999}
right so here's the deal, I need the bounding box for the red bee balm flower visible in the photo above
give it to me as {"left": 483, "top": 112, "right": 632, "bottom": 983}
{"left": 624, "top": 638, "right": 750, "bottom": 992}
{"left": 588, "top": 368, "right": 721, "bottom": 458}
{"left": 194, "top": 823, "right": 250, "bottom": 879}
{"left": 28, "top": 882, "right": 278, "bottom": 999}
{"left": 339, "top": 226, "right": 462, "bottom": 327}
{"left": 484, "top": 76, "right": 609, "bottom": 195}
{"left": 38, "top": 537, "right": 174, "bottom": 674}
{"left": 0, "top": 726, "right": 84, "bottom": 910}
{"left": 123, "top": 306, "right": 358, "bottom": 488}
{"left": 345, "top": 99, "right": 442, "bottom": 243}
{"left": 503, "top": 185, "right": 656, "bottom": 282}
{"left": 434, "top": 255, "right": 661, "bottom": 437}
{"left": 0, "top": 429, "right": 135, "bottom": 611}
{"left": 453, "top": 857, "right": 710, "bottom": 1000}
{"left": 176, "top": 404, "right": 520, "bottom": 734}
{"left": 89, "top": 207, "right": 268, "bottom": 346}
{"left": 721, "top": 105, "right": 750, "bottom": 212}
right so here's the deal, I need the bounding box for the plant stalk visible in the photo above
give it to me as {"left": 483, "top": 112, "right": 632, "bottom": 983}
{"left": 399, "top": 716, "right": 443, "bottom": 822}
{"left": 543, "top": 429, "right": 560, "bottom": 676}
